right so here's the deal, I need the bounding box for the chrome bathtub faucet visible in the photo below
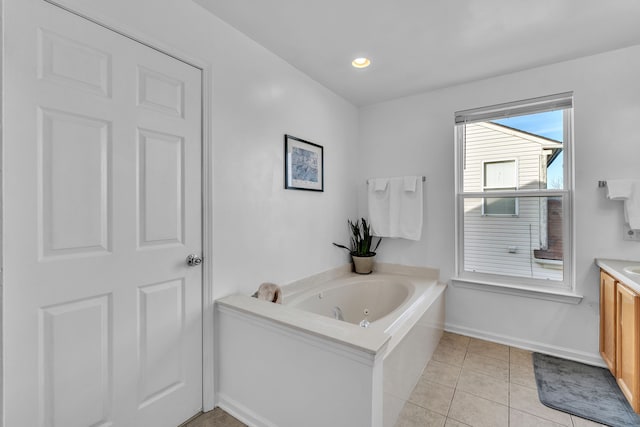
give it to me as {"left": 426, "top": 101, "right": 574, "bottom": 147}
{"left": 359, "top": 308, "right": 370, "bottom": 328}
{"left": 332, "top": 306, "right": 344, "bottom": 321}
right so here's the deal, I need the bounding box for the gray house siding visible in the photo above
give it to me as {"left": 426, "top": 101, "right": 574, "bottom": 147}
{"left": 462, "top": 122, "right": 562, "bottom": 281}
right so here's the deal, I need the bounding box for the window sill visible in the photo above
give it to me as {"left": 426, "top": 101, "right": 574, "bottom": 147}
{"left": 451, "top": 277, "right": 583, "bottom": 304}
{"left": 533, "top": 258, "right": 563, "bottom": 270}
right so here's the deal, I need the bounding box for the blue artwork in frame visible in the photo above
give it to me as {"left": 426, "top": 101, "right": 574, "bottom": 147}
{"left": 284, "top": 134, "right": 324, "bottom": 191}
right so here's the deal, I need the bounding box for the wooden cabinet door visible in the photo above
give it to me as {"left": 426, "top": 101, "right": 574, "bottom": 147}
{"left": 600, "top": 270, "right": 617, "bottom": 374}
{"left": 616, "top": 282, "right": 640, "bottom": 412}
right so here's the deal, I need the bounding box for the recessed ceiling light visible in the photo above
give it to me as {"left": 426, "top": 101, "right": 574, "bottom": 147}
{"left": 352, "top": 57, "right": 371, "bottom": 68}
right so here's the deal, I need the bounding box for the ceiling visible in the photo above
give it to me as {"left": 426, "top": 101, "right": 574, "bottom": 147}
{"left": 193, "top": 0, "right": 640, "bottom": 106}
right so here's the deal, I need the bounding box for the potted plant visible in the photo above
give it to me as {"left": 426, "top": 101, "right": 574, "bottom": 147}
{"left": 333, "top": 218, "right": 382, "bottom": 274}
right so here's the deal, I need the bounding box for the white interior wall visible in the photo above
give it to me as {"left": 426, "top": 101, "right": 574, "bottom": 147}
{"left": 45, "top": 0, "right": 359, "bottom": 298}
{"left": 5, "top": 0, "right": 639, "bottom": 402}
{"left": 358, "top": 45, "right": 640, "bottom": 362}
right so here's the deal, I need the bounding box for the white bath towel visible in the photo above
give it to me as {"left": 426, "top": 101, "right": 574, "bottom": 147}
{"left": 368, "top": 176, "right": 423, "bottom": 240}
{"left": 607, "top": 179, "right": 640, "bottom": 230}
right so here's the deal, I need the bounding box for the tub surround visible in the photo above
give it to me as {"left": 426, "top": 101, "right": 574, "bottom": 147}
{"left": 217, "top": 263, "right": 440, "bottom": 354}
{"left": 214, "top": 264, "right": 445, "bottom": 427}
{"left": 216, "top": 293, "right": 390, "bottom": 355}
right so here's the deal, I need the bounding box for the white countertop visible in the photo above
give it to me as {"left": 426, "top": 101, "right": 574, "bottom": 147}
{"left": 595, "top": 258, "right": 640, "bottom": 293}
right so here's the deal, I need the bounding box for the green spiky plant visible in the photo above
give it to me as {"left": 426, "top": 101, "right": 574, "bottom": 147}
{"left": 333, "top": 218, "right": 382, "bottom": 257}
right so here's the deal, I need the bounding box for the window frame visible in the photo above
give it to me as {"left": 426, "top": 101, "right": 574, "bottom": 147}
{"left": 481, "top": 158, "right": 519, "bottom": 217}
{"left": 454, "top": 93, "right": 575, "bottom": 292}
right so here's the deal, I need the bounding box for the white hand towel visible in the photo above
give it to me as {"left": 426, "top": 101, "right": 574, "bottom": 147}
{"left": 403, "top": 176, "right": 417, "bottom": 192}
{"left": 368, "top": 179, "right": 391, "bottom": 237}
{"left": 607, "top": 179, "right": 633, "bottom": 200}
{"left": 625, "top": 181, "right": 640, "bottom": 230}
{"left": 373, "top": 178, "right": 389, "bottom": 192}
{"left": 606, "top": 179, "right": 640, "bottom": 229}
{"left": 368, "top": 176, "right": 423, "bottom": 240}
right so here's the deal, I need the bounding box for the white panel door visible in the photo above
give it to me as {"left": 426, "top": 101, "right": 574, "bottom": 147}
{"left": 3, "top": 1, "right": 203, "bottom": 426}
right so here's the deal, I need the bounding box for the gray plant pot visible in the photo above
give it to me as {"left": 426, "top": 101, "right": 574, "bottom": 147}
{"left": 351, "top": 254, "right": 375, "bottom": 274}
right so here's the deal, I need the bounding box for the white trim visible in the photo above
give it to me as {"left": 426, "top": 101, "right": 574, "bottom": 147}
{"left": 41, "top": 0, "right": 216, "bottom": 412}
{"left": 455, "top": 94, "right": 574, "bottom": 291}
{"left": 451, "top": 278, "right": 582, "bottom": 304}
{"left": 462, "top": 189, "right": 567, "bottom": 198}
{"left": 444, "top": 323, "right": 604, "bottom": 367}
{"left": 455, "top": 92, "right": 573, "bottom": 124}
{"left": 217, "top": 394, "right": 279, "bottom": 427}
{"left": 564, "top": 108, "right": 576, "bottom": 293}
{"left": 534, "top": 258, "right": 563, "bottom": 270}
{"left": 200, "top": 67, "right": 215, "bottom": 412}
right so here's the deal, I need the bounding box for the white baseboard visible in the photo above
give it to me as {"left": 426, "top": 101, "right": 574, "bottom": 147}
{"left": 445, "top": 322, "right": 606, "bottom": 368}
{"left": 217, "top": 393, "right": 278, "bottom": 427}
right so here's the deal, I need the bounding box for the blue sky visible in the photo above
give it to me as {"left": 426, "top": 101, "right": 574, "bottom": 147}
{"left": 493, "top": 110, "right": 564, "bottom": 188}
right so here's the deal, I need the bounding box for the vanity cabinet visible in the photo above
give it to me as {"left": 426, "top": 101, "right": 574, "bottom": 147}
{"left": 599, "top": 269, "right": 640, "bottom": 412}
{"left": 600, "top": 271, "right": 617, "bottom": 373}
{"left": 616, "top": 282, "right": 640, "bottom": 411}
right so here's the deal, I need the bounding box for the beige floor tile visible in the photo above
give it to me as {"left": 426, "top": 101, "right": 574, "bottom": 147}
{"left": 444, "top": 418, "right": 471, "bottom": 427}
{"left": 467, "top": 338, "right": 509, "bottom": 362}
{"left": 432, "top": 341, "right": 467, "bottom": 367}
{"left": 409, "top": 379, "right": 455, "bottom": 416}
{"left": 510, "top": 347, "right": 533, "bottom": 367}
{"left": 510, "top": 408, "right": 567, "bottom": 426}
{"left": 510, "top": 362, "right": 537, "bottom": 389}
{"left": 395, "top": 402, "right": 446, "bottom": 427}
{"left": 422, "top": 360, "right": 462, "bottom": 388}
{"left": 448, "top": 390, "right": 508, "bottom": 427}
{"left": 570, "top": 415, "right": 607, "bottom": 426}
{"left": 456, "top": 368, "right": 509, "bottom": 405}
{"left": 440, "top": 332, "right": 470, "bottom": 351}
{"left": 462, "top": 352, "right": 509, "bottom": 382}
{"left": 509, "top": 383, "right": 572, "bottom": 426}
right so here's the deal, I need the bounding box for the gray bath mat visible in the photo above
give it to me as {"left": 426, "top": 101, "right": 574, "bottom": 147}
{"left": 533, "top": 353, "right": 640, "bottom": 427}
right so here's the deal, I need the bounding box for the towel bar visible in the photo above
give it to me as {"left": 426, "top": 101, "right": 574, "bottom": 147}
{"left": 367, "top": 176, "right": 426, "bottom": 184}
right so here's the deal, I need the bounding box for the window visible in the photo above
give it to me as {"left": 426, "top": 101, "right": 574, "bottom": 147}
{"left": 455, "top": 93, "right": 573, "bottom": 290}
{"left": 482, "top": 160, "right": 517, "bottom": 216}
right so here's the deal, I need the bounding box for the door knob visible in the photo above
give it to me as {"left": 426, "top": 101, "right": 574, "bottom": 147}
{"left": 186, "top": 254, "right": 202, "bottom": 266}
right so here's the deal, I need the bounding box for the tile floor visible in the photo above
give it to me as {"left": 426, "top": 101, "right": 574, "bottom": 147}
{"left": 394, "top": 332, "right": 605, "bottom": 427}
{"left": 181, "top": 407, "right": 247, "bottom": 427}
{"left": 184, "top": 332, "right": 606, "bottom": 427}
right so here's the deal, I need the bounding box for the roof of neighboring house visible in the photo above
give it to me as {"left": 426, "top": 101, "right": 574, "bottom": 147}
{"left": 481, "top": 121, "right": 563, "bottom": 166}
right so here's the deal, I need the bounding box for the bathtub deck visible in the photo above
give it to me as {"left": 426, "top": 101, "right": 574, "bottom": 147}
{"left": 214, "top": 265, "right": 444, "bottom": 427}
{"left": 191, "top": 333, "right": 602, "bottom": 427}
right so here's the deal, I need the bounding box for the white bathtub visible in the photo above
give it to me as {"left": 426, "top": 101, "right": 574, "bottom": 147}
{"left": 215, "top": 264, "right": 446, "bottom": 427}
{"left": 286, "top": 275, "right": 412, "bottom": 326}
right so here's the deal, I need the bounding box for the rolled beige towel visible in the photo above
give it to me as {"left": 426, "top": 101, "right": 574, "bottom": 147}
{"left": 251, "top": 282, "right": 282, "bottom": 304}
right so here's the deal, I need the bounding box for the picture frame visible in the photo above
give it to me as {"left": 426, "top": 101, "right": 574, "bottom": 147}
{"left": 284, "top": 134, "right": 324, "bottom": 191}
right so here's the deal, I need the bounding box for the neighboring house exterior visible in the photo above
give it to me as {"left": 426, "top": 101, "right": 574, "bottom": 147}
{"left": 462, "top": 122, "right": 563, "bottom": 281}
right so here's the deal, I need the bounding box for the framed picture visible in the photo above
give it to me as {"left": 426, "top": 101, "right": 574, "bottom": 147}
{"left": 284, "top": 134, "right": 324, "bottom": 191}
